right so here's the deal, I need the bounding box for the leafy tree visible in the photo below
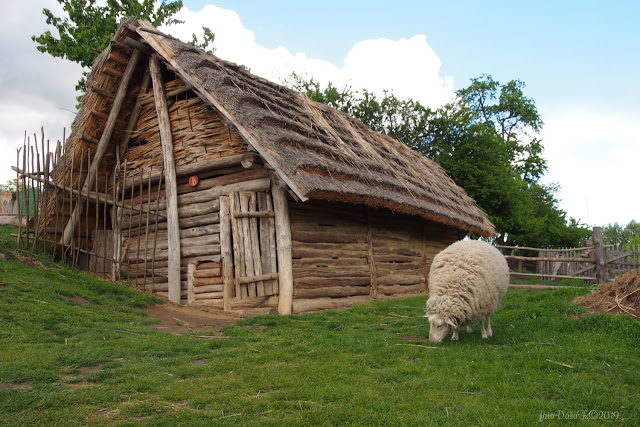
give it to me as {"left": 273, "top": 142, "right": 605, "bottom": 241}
{"left": 32, "top": 0, "right": 216, "bottom": 100}
{"left": 603, "top": 220, "right": 640, "bottom": 246}
{"left": 288, "top": 73, "right": 589, "bottom": 247}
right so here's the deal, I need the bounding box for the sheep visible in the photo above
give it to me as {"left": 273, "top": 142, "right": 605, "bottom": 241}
{"left": 425, "top": 240, "right": 509, "bottom": 342}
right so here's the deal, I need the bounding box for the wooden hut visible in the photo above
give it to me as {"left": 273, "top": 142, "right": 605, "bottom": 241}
{"left": 40, "top": 20, "right": 495, "bottom": 314}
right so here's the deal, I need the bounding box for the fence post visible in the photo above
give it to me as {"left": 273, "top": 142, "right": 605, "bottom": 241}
{"left": 592, "top": 226, "right": 609, "bottom": 284}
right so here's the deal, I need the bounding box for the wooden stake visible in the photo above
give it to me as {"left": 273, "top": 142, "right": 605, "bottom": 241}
{"left": 61, "top": 48, "right": 141, "bottom": 246}
{"left": 150, "top": 54, "right": 181, "bottom": 304}
{"left": 187, "top": 263, "right": 196, "bottom": 305}
{"left": 219, "top": 196, "right": 235, "bottom": 311}
{"left": 271, "top": 175, "right": 293, "bottom": 315}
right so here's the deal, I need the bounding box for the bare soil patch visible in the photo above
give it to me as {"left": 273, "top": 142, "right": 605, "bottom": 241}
{"left": 142, "top": 304, "right": 243, "bottom": 334}
{"left": 574, "top": 269, "right": 640, "bottom": 317}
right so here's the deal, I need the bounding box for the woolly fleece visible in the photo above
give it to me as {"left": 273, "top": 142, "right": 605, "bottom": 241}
{"left": 426, "top": 240, "right": 509, "bottom": 326}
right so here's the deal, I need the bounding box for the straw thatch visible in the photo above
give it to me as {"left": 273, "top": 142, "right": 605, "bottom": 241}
{"left": 135, "top": 20, "right": 494, "bottom": 237}
{"left": 46, "top": 19, "right": 494, "bottom": 238}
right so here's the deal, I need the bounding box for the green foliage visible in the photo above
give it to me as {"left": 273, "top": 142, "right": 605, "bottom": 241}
{"left": 288, "top": 73, "right": 589, "bottom": 248}
{"left": 602, "top": 220, "right": 640, "bottom": 246}
{"left": 0, "top": 238, "right": 638, "bottom": 424}
{"left": 190, "top": 26, "right": 216, "bottom": 55}
{"left": 31, "top": 0, "right": 184, "bottom": 95}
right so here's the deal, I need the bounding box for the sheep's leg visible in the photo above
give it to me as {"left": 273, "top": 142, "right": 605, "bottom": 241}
{"left": 451, "top": 327, "right": 459, "bottom": 341}
{"left": 481, "top": 319, "right": 488, "bottom": 339}
{"left": 485, "top": 316, "right": 493, "bottom": 337}
{"left": 466, "top": 325, "right": 473, "bottom": 333}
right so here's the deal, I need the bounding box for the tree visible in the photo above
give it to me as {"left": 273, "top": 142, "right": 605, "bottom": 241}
{"left": 287, "top": 73, "right": 589, "bottom": 247}
{"left": 32, "top": 0, "right": 215, "bottom": 96}
{"left": 603, "top": 220, "right": 640, "bottom": 246}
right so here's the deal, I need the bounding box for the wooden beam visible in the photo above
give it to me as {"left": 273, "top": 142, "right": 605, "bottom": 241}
{"left": 592, "top": 226, "right": 609, "bottom": 284}
{"left": 61, "top": 48, "right": 141, "bottom": 246}
{"left": 271, "top": 174, "right": 293, "bottom": 314}
{"left": 232, "top": 210, "right": 274, "bottom": 218}
{"left": 150, "top": 54, "right": 182, "bottom": 304}
{"left": 187, "top": 263, "right": 196, "bottom": 305}
{"left": 505, "top": 255, "right": 595, "bottom": 263}
{"left": 219, "top": 196, "right": 234, "bottom": 312}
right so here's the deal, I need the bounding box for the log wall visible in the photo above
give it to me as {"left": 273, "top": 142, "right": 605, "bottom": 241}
{"left": 289, "top": 200, "right": 458, "bottom": 312}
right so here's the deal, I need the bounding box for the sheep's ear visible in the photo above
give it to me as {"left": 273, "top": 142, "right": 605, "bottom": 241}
{"left": 445, "top": 317, "right": 457, "bottom": 328}
{"left": 424, "top": 312, "right": 433, "bottom": 319}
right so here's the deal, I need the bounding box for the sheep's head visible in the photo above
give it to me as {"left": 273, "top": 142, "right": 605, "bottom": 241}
{"left": 425, "top": 313, "right": 457, "bottom": 343}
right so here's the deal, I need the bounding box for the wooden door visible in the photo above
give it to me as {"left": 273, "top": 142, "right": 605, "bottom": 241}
{"left": 228, "top": 191, "right": 279, "bottom": 298}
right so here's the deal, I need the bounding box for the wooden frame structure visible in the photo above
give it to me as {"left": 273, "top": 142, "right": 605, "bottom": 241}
{"left": 28, "top": 20, "right": 495, "bottom": 314}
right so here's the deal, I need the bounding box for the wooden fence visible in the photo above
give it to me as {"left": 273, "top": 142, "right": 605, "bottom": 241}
{"left": 12, "top": 131, "right": 166, "bottom": 291}
{"left": 497, "top": 228, "right": 640, "bottom": 284}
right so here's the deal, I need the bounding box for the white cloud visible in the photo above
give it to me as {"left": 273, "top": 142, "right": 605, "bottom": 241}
{"left": 0, "top": 0, "right": 83, "bottom": 184}
{"left": 166, "top": 5, "right": 454, "bottom": 107}
{"left": 541, "top": 111, "right": 640, "bottom": 227}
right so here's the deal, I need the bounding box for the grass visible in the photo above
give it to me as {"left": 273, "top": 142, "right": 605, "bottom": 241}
{"left": 1, "top": 227, "right": 639, "bottom": 425}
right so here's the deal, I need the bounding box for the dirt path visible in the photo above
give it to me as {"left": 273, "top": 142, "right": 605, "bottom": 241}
{"left": 142, "top": 304, "right": 244, "bottom": 334}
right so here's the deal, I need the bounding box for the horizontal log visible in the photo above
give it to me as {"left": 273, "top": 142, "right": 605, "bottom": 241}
{"left": 90, "top": 109, "right": 109, "bottom": 120}
{"left": 81, "top": 133, "right": 100, "bottom": 144}
{"left": 193, "top": 268, "right": 221, "bottom": 278}
{"left": 194, "top": 292, "right": 223, "bottom": 300}
{"left": 292, "top": 296, "right": 371, "bottom": 313}
{"left": 108, "top": 52, "right": 128, "bottom": 65}
{"left": 194, "top": 276, "right": 224, "bottom": 286}
{"left": 103, "top": 66, "right": 123, "bottom": 77}
{"left": 237, "top": 272, "right": 280, "bottom": 285}
{"left": 179, "top": 178, "right": 271, "bottom": 206}
{"left": 197, "top": 261, "right": 222, "bottom": 270}
{"left": 241, "top": 152, "right": 263, "bottom": 169}
{"left": 377, "top": 275, "right": 425, "bottom": 286}
{"left": 376, "top": 262, "right": 425, "bottom": 272}
{"left": 374, "top": 255, "right": 420, "bottom": 263}
{"left": 180, "top": 212, "right": 219, "bottom": 229}
{"left": 294, "top": 277, "right": 371, "bottom": 288}
{"left": 177, "top": 169, "right": 269, "bottom": 196}
{"left": 372, "top": 247, "right": 423, "bottom": 257}
{"left": 294, "top": 285, "right": 370, "bottom": 299}
{"left": 291, "top": 229, "right": 367, "bottom": 244}
{"left": 292, "top": 257, "right": 369, "bottom": 267}
{"left": 193, "top": 284, "right": 223, "bottom": 294}
{"left": 505, "top": 255, "right": 595, "bottom": 263}
{"left": 510, "top": 272, "right": 597, "bottom": 280}
{"left": 232, "top": 210, "right": 274, "bottom": 218}
{"left": 189, "top": 299, "right": 224, "bottom": 308}
{"left": 292, "top": 265, "right": 370, "bottom": 278}
{"left": 91, "top": 86, "right": 115, "bottom": 98}
{"left": 377, "top": 283, "right": 425, "bottom": 295}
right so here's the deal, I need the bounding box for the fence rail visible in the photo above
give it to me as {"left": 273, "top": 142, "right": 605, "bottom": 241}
{"left": 497, "top": 232, "right": 640, "bottom": 284}
{"left": 12, "top": 131, "right": 165, "bottom": 292}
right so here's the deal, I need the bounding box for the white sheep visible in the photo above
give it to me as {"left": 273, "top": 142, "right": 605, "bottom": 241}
{"left": 425, "top": 240, "right": 509, "bottom": 342}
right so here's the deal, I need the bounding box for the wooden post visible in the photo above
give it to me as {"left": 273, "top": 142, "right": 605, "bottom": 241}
{"left": 150, "top": 55, "right": 182, "bottom": 304}
{"left": 592, "top": 226, "right": 609, "bottom": 284}
{"left": 187, "top": 263, "right": 196, "bottom": 305}
{"left": 271, "top": 175, "right": 293, "bottom": 315}
{"left": 61, "top": 48, "right": 141, "bottom": 246}
{"left": 219, "top": 196, "right": 235, "bottom": 311}
{"left": 366, "top": 208, "right": 378, "bottom": 299}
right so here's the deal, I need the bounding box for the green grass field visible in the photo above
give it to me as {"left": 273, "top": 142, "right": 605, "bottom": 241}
{"left": 1, "top": 227, "right": 638, "bottom": 425}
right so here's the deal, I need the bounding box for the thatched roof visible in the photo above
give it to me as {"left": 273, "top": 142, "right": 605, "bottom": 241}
{"left": 65, "top": 20, "right": 495, "bottom": 237}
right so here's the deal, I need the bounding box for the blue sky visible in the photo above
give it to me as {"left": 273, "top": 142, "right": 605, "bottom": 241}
{"left": 1, "top": 0, "right": 637, "bottom": 228}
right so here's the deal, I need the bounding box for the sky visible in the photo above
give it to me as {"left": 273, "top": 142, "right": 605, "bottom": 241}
{"left": 0, "top": 0, "right": 638, "bottom": 228}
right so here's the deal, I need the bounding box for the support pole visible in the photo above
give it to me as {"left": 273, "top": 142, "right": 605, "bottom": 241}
{"left": 150, "top": 55, "right": 181, "bottom": 304}
{"left": 61, "top": 48, "right": 141, "bottom": 246}
{"left": 592, "top": 226, "right": 609, "bottom": 284}
{"left": 271, "top": 174, "right": 293, "bottom": 315}
{"left": 219, "top": 196, "right": 235, "bottom": 311}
